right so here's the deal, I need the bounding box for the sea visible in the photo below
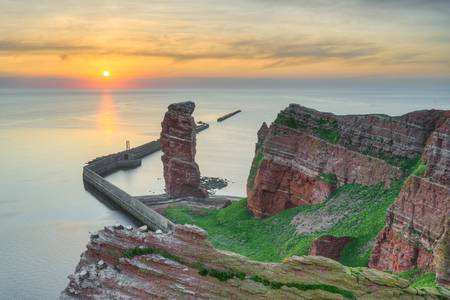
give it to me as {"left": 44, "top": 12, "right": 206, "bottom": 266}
{"left": 0, "top": 86, "right": 449, "bottom": 299}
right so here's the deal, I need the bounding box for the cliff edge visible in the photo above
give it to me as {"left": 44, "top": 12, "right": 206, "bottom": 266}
{"left": 247, "top": 104, "right": 449, "bottom": 280}
{"left": 60, "top": 224, "right": 447, "bottom": 299}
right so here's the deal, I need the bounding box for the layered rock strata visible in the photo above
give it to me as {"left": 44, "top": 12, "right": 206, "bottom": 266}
{"left": 369, "top": 176, "right": 449, "bottom": 272}
{"left": 161, "top": 101, "right": 207, "bottom": 198}
{"left": 309, "top": 235, "right": 352, "bottom": 261}
{"left": 370, "top": 115, "right": 450, "bottom": 274}
{"left": 60, "top": 224, "right": 448, "bottom": 299}
{"left": 248, "top": 104, "right": 449, "bottom": 278}
{"left": 435, "top": 217, "right": 450, "bottom": 288}
{"left": 248, "top": 105, "right": 447, "bottom": 218}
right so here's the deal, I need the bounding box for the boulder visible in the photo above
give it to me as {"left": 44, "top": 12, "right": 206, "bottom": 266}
{"left": 309, "top": 235, "right": 352, "bottom": 261}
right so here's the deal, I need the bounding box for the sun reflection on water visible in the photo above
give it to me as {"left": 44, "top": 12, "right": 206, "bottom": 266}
{"left": 97, "top": 92, "right": 120, "bottom": 135}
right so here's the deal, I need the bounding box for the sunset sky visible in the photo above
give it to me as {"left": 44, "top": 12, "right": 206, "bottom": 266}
{"left": 1, "top": 0, "right": 449, "bottom": 87}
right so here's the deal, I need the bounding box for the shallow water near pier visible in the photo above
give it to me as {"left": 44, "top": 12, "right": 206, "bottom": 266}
{"left": 0, "top": 87, "right": 449, "bottom": 299}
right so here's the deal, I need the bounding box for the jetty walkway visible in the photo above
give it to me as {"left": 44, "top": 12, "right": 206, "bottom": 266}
{"left": 83, "top": 111, "right": 241, "bottom": 232}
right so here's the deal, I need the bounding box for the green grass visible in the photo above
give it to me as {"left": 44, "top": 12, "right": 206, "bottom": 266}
{"left": 123, "top": 247, "right": 356, "bottom": 299}
{"left": 194, "top": 261, "right": 246, "bottom": 281}
{"left": 313, "top": 127, "right": 341, "bottom": 144}
{"left": 274, "top": 114, "right": 299, "bottom": 129}
{"left": 247, "top": 148, "right": 264, "bottom": 190}
{"left": 316, "top": 172, "right": 337, "bottom": 185}
{"left": 251, "top": 275, "right": 356, "bottom": 300}
{"left": 399, "top": 268, "right": 438, "bottom": 288}
{"left": 411, "top": 162, "right": 427, "bottom": 177}
{"left": 362, "top": 149, "right": 420, "bottom": 174}
{"left": 166, "top": 180, "right": 403, "bottom": 266}
{"left": 313, "top": 118, "right": 341, "bottom": 144}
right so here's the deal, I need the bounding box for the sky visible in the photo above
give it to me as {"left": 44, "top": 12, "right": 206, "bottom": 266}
{"left": 0, "top": 0, "right": 449, "bottom": 88}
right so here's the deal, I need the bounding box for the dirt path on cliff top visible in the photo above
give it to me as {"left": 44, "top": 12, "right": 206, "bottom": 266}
{"left": 291, "top": 191, "right": 368, "bottom": 234}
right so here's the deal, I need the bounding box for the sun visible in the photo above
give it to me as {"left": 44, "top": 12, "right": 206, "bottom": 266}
{"left": 102, "top": 70, "right": 110, "bottom": 77}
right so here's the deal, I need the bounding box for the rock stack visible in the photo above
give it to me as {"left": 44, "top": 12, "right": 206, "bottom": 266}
{"left": 160, "top": 101, "right": 207, "bottom": 198}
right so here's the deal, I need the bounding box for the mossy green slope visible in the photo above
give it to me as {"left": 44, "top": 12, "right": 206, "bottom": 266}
{"left": 166, "top": 180, "right": 403, "bottom": 266}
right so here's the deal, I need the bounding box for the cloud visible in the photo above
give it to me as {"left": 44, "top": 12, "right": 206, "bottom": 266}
{"left": 254, "top": 0, "right": 450, "bottom": 10}
{"left": 0, "top": 40, "right": 95, "bottom": 52}
{"left": 0, "top": 36, "right": 383, "bottom": 67}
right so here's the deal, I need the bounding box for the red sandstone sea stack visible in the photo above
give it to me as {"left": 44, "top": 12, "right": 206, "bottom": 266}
{"left": 160, "top": 101, "right": 207, "bottom": 198}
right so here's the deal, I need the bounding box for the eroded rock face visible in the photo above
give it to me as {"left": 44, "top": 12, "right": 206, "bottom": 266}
{"left": 161, "top": 101, "right": 207, "bottom": 198}
{"left": 60, "top": 224, "right": 447, "bottom": 299}
{"left": 309, "top": 235, "right": 352, "bottom": 261}
{"left": 247, "top": 105, "right": 447, "bottom": 218}
{"left": 422, "top": 113, "right": 450, "bottom": 186}
{"left": 435, "top": 217, "right": 450, "bottom": 288}
{"left": 369, "top": 115, "right": 450, "bottom": 274}
{"left": 247, "top": 104, "right": 449, "bottom": 277}
{"left": 369, "top": 176, "right": 449, "bottom": 272}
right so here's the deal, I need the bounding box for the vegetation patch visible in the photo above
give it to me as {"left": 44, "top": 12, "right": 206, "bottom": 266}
{"left": 247, "top": 148, "right": 264, "bottom": 191}
{"left": 411, "top": 162, "right": 427, "bottom": 177}
{"left": 362, "top": 149, "right": 420, "bottom": 174}
{"left": 313, "top": 127, "right": 341, "bottom": 144}
{"left": 123, "top": 247, "right": 356, "bottom": 298}
{"left": 316, "top": 172, "right": 337, "bottom": 185}
{"left": 194, "top": 262, "right": 246, "bottom": 281}
{"left": 123, "top": 247, "right": 245, "bottom": 282}
{"left": 399, "top": 268, "right": 438, "bottom": 289}
{"left": 166, "top": 180, "right": 404, "bottom": 266}
{"left": 312, "top": 118, "right": 341, "bottom": 144}
{"left": 251, "top": 275, "right": 356, "bottom": 300}
{"left": 274, "top": 114, "right": 299, "bottom": 129}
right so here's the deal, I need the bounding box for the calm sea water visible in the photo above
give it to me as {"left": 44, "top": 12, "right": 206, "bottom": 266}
{"left": 0, "top": 87, "right": 449, "bottom": 299}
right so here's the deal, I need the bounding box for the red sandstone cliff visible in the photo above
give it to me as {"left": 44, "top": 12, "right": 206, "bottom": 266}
{"left": 435, "top": 217, "right": 450, "bottom": 288}
{"left": 247, "top": 105, "right": 449, "bottom": 278}
{"left": 247, "top": 105, "right": 446, "bottom": 218}
{"left": 60, "top": 224, "right": 447, "bottom": 299}
{"left": 369, "top": 115, "right": 450, "bottom": 275}
{"left": 161, "top": 101, "right": 207, "bottom": 198}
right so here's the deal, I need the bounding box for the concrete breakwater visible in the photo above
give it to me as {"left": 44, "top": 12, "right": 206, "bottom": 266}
{"left": 87, "top": 123, "right": 209, "bottom": 176}
{"left": 83, "top": 167, "right": 175, "bottom": 232}
{"left": 83, "top": 122, "right": 212, "bottom": 232}
{"left": 217, "top": 110, "right": 241, "bottom": 122}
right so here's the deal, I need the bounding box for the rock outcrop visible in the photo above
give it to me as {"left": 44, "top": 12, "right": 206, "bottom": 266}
{"left": 370, "top": 115, "right": 450, "bottom": 274}
{"left": 435, "top": 217, "right": 450, "bottom": 288}
{"left": 247, "top": 104, "right": 449, "bottom": 278}
{"left": 309, "top": 235, "right": 352, "bottom": 261}
{"left": 369, "top": 176, "right": 449, "bottom": 272}
{"left": 60, "top": 224, "right": 448, "bottom": 299}
{"left": 161, "top": 101, "right": 207, "bottom": 198}
{"left": 247, "top": 105, "right": 446, "bottom": 218}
